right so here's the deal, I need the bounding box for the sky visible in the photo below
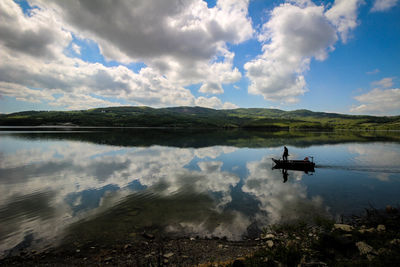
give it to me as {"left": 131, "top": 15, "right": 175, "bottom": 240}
{"left": 0, "top": 0, "right": 399, "bottom": 115}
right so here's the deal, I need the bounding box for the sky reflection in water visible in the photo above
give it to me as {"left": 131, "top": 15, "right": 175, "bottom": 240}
{"left": 0, "top": 130, "right": 399, "bottom": 256}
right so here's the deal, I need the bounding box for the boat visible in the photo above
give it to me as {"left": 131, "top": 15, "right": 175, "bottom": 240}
{"left": 272, "top": 157, "right": 315, "bottom": 173}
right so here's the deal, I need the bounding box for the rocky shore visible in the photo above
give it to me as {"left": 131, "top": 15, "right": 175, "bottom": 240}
{"left": 1, "top": 206, "right": 399, "bottom": 266}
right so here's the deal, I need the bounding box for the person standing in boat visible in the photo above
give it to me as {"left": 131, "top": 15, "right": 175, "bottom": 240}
{"left": 282, "top": 146, "right": 289, "bottom": 161}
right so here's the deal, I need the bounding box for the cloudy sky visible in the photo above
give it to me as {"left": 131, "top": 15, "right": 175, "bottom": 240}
{"left": 0, "top": 0, "right": 399, "bottom": 115}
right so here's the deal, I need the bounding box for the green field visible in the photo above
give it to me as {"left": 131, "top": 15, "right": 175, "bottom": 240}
{"left": 0, "top": 106, "right": 399, "bottom": 130}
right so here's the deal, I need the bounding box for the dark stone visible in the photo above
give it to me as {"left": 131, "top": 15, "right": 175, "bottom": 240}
{"left": 142, "top": 232, "right": 155, "bottom": 240}
{"left": 232, "top": 259, "right": 245, "bottom": 267}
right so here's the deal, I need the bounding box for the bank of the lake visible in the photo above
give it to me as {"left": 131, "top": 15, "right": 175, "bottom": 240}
{"left": 1, "top": 207, "right": 399, "bottom": 266}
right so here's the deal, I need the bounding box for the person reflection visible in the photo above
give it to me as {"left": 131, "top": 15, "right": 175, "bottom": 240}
{"left": 282, "top": 169, "right": 288, "bottom": 183}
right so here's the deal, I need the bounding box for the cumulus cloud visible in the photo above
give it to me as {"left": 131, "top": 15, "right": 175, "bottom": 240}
{"left": 371, "top": 0, "right": 398, "bottom": 12}
{"left": 0, "top": 0, "right": 71, "bottom": 59}
{"left": 0, "top": 0, "right": 253, "bottom": 110}
{"left": 31, "top": 0, "right": 252, "bottom": 94}
{"left": 245, "top": 2, "right": 337, "bottom": 103}
{"left": 195, "top": 96, "right": 238, "bottom": 109}
{"left": 244, "top": 0, "right": 362, "bottom": 104}
{"left": 325, "top": 0, "right": 364, "bottom": 43}
{"left": 350, "top": 88, "right": 400, "bottom": 115}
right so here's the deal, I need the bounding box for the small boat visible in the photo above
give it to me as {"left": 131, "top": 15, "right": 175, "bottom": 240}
{"left": 272, "top": 157, "right": 315, "bottom": 173}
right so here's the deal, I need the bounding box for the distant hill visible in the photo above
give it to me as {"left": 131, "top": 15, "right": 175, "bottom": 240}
{"left": 0, "top": 106, "right": 399, "bottom": 130}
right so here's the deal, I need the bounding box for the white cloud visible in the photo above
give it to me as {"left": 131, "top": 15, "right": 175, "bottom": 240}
{"left": 0, "top": 0, "right": 254, "bottom": 110}
{"left": 194, "top": 96, "right": 238, "bottom": 109}
{"left": 325, "top": 0, "right": 364, "bottom": 43}
{"left": 371, "top": 0, "right": 398, "bottom": 12}
{"left": 0, "top": 0, "right": 71, "bottom": 59}
{"left": 371, "top": 77, "right": 395, "bottom": 88}
{"left": 30, "top": 0, "right": 252, "bottom": 95}
{"left": 245, "top": 2, "right": 337, "bottom": 103}
{"left": 244, "top": 0, "right": 364, "bottom": 104}
{"left": 350, "top": 88, "right": 400, "bottom": 114}
{"left": 71, "top": 43, "right": 81, "bottom": 55}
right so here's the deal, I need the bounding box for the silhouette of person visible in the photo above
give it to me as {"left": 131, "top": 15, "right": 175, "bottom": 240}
{"left": 283, "top": 146, "right": 289, "bottom": 161}
{"left": 282, "top": 169, "right": 288, "bottom": 183}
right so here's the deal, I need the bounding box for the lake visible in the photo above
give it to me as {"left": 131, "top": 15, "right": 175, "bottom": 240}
{"left": 1, "top": 128, "right": 400, "bottom": 257}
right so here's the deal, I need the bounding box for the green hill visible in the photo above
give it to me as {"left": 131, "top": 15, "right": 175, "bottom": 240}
{"left": 0, "top": 106, "right": 399, "bottom": 130}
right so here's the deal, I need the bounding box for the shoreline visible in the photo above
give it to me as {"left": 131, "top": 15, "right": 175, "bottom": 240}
{"left": 2, "top": 207, "right": 400, "bottom": 266}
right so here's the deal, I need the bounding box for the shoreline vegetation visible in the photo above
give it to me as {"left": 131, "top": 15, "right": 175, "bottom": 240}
{"left": 1, "top": 106, "right": 399, "bottom": 130}
{"left": 1, "top": 206, "right": 399, "bottom": 266}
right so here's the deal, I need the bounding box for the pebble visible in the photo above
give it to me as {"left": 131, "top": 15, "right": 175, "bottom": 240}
{"left": 266, "top": 240, "right": 274, "bottom": 248}
{"left": 377, "top": 224, "right": 386, "bottom": 231}
{"left": 333, "top": 224, "right": 353, "bottom": 232}
{"left": 390, "top": 239, "right": 400, "bottom": 245}
{"left": 264, "top": 234, "right": 275, "bottom": 239}
{"left": 218, "top": 244, "right": 224, "bottom": 249}
{"left": 164, "top": 252, "right": 174, "bottom": 258}
{"left": 104, "top": 256, "right": 113, "bottom": 262}
{"left": 142, "top": 232, "right": 155, "bottom": 239}
{"left": 359, "top": 228, "right": 375, "bottom": 234}
{"left": 356, "top": 241, "right": 373, "bottom": 255}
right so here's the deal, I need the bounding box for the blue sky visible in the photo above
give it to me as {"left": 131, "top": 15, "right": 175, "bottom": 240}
{"left": 0, "top": 0, "right": 399, "bottom": 115}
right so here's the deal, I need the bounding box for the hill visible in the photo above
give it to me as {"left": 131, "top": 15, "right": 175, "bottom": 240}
{"left": 0, "top": 106, "right": 399, "bottom": 130}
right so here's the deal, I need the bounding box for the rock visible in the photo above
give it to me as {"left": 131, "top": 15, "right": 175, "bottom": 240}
{"left": 190, "top": 237, "right": 195, "bottom": 241}
{"left": 76, "top": 249, "right": 80, "bottom": 253}
{"left": 390, "top": 239, "right": 400, "bottom": 245}
{"left": 377, "top": 224, "right": 386, "bottom": 232}
{"left": 356, "top": 241, "right": 373, "bottom": 255}
{"left": 359, "top": 228, "right": 375, "bottom": 234}
{"left": 263, "top": 233, "right": 275, "bottom": 239}
{"left": 333, "top": 224, "right": 353, "bottom": 232}
{"left": 104, "top": 256, "right": 113, "bottom": 262}
{"left": 218, "top": 244, "right": 224, "bottom": 249}
{"left": 367, "top": 255, "right": 375, "bottom": 261}
{"left": 266, "top": 240, "right": 274, "bottom": 248}
{"left": 142, "top": 232, "right": 155, "bottom": 239}
{"left": 163, "top": 252, "right": 174, "bottom": 258}
{"left": 232, "top": 259, "right": 245, "bottom": 267}
{"left": 377, "top": 248, "right": 387, "bottom": 255}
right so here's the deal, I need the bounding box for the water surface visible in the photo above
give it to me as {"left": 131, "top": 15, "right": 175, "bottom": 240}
{"left": 1, "top": 128, "right": 399, "bottom": 257}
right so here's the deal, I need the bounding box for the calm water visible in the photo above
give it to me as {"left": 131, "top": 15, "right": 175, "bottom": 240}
{"left": 1, "top": 128, "right": 400, "bottom": 257}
